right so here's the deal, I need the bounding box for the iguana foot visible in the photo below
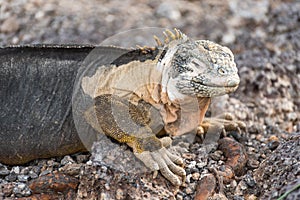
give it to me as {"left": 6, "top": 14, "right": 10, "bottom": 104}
{"left": 134, "top": 137, "right": 186, "bottom": 186}
{"left": 135, "top": 147, "right": 186, "bottom": 185}
{"left": 197, "top": 113, "right": 246, "bottom": 140}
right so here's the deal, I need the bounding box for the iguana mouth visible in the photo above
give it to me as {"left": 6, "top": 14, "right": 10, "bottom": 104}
{"left": 192, "top": 79, "right": 239, "bottom": 89}
{"left": 191, "top": 80, "right": 239, "bottom": 97}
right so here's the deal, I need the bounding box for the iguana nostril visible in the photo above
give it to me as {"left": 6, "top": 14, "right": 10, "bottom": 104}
{"left": 227, "top": 76, "right": 240, "bottom": 87}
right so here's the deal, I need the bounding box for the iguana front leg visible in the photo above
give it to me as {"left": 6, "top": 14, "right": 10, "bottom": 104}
{"left": 93, "top": 94, "right": 186, "bottom": 185}
{"left": 195, "top": 99, "right": 245, "bottom": 145}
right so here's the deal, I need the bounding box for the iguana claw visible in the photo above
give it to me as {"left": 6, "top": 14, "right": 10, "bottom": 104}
{"left": 134, "top": 146, "right": 186, "bottom": 186}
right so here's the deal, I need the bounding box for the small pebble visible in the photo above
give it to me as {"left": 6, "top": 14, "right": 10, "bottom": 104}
{"left": 209, "top": 150, "right": 223, "bottom": 161}
{"left": 176, "top": 194, "right": 183, "bottom": 200}
{"left": 260, "top": 154, "right": 266, "bottom": 159}
{"left": 104, "top": 183, "right": 110, "bottom": 190}
{"left": 115, "top": 188, "right": 124, "bottom": 200}
{"left": 28, "top": 171, "right": 38, "bottom": 179}
{"left": 187, "top": 161, "right": 196, "bottom": 169}
{"left": 5, "top": 173, "right": 17, "bottom": 182}
{"left": 46, "top": 160, "right": 59, "bottom": 167}
{"left": 61, "top": 155, "right": 75, "bottom": 165}
{"left": 240, "top": 182, "right": 248, "bottom": 190}
{"left": 1, "top": 182, "right": 14, "bottom": 197}
{"left": 0, "top": 16, "right": 20, "bottom": 33}
{"left": 0, "top": 164, "right": 10, "bottom": 176}
{"left": 247, "top": 159, "right": 260, "bottom": 169}
{"left": 231, "top": 180, "right": 237, "bottom": 188}
{"left": 59, "top": 163, "right": 82, "bottom": 176}
{"left": 11, "top": 166, "right": 20, "bottom": 174}
{"left": 196, "top": 162, "right": 207, "bottom": 169}
{"left": 287, "top": 112, "right": 297, "bottom": 121}
{"left": 31, "top": 166, "right": 41, "bottom": 174}
{"left": 17, "top": 175, "right": 30, "bottom": 182}
{"left": 244, "top": 174, "right": 256, "bottom": 187}
{"left": 156, "top": 2, "right": 181, "bottom": 21}
{"left": 247, "top": 194, "right": 257, "bottom": 200}
{"left": 267, "top": 140, "right": 280, "bottom": 151}
{"left": 20, "top": 168, "right": 29, "bottom": 175}
{"left": 40, "top": 170, "right": 51, "bottom": 176}
{"left": 13, "top": 183, "right": 31, "bottom": 197}
{"left": 185, "top": 187, "right": 193, "bottom": 194}
{"left": 76, "top": 154, "right": 90, "bottom": 163}
{"left": 186, "top": 174, "right": 193, "bottom": 183}
{"left": 268, "top": 135, "right": 279, "bottom": 142}
{"left": 192, "top": 173, "right": 200, "bottom": 181}
{"left": 233, "top": 195, "right": 244, "bottom": 200}
{"left": 86, "top": 160, "right": 93, "bottom": 165}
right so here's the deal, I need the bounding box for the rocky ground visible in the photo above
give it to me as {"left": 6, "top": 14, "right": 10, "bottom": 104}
{"left": 0, "top": 0, "right": 299, "bottom": 199}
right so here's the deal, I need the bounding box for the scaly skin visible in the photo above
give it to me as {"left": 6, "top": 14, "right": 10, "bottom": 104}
{"left": 83, "top": 29, "right": 242, "bottom": 185}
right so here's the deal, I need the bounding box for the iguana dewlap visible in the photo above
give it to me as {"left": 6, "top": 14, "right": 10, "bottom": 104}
{"left": 81, "top": 29, "right": 240, "bottom": 185}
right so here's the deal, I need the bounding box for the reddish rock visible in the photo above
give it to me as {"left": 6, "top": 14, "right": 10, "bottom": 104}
{"left": 218, "top": 137, "right": 248, "bottom": 176}
{"left": 29, "top": 172, "right": 79, "bottom": 195}
{"left": 195, "top": 173, "right": 216, "bottom": 200}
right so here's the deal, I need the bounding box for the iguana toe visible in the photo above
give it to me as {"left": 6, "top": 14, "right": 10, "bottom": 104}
{"left": 165, "top": 149, "right": 184, "bottom": 165}
{"left": 135, "top": 147, "right": 186, "bottom": 186}
{"left": 160, "top": 167, "right": 181, "bottom": 186}
{"left": 198, "top": 113, "right": 246, "bottom": 136}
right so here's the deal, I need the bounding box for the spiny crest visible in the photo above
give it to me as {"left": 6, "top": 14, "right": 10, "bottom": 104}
{"left": 135, "top": 44, "right": 156, "bottom": 54}
{"left": 136, "top": 29, "right": 187, "bottom": 53}
{"left": 153, "top": 28, "right": 188, "bottom": 47}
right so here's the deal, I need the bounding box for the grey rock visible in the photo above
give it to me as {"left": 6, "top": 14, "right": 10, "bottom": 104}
{"left": 31, "top": 166, "right": 41, "bottom": 175}
{"left": 28, "top": 171, "right": 38, "bottom": 179}
{"left": 13, "top": 182, "right": 31, "bottom": 197}
{"left": 156, "top": 2, "right": 181, "bottom": 21}
{"left": 40, "top": 170, "right": 51, "bottom": 176}
{"left": 0, "top": 16, "right": 20, "bottom": 33}
{"left": 61, "top": 155, "right": 75, "bottom": 165}
{"left": 5, "top": 172, "right": 17, "bottom": 182}
{"left": 76, "top": 154, "right": 90, "bottom": 163}
{"left": 244, "top": 174, "right": 256, "bottom": 187}
{"left": 0, "top": 164, "right": 10, "bottom": 176}
{"left": 11, "top": 166, "right": 20, "bottom": 174}
{"left": 17, "top": 175, "right": 30, "bottom": 182}
{"left": 59, "top": 163, "right": 82, "bottom": 176}
{"left": 229, "top": 0, "right": 269, "bottom": 22}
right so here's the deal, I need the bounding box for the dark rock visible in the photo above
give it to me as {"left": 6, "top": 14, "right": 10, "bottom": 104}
{"left": 244, "top": 174, "right": 256, "bottom": 188}
{"left": 267, "top": 140, "right": 280, "bottom": 151}
{"left": 254, "top": 134, "right": 300, "bottom": 199}
{"left": 5, "top": 172, "right": 17, "bottom": 182}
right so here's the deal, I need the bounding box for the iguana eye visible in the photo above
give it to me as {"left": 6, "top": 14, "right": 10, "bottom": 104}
{"left": 218, "top": 68, "right": 226, "bottom": 75}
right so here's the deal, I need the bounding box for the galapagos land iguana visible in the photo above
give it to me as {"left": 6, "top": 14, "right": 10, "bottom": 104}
{"left": 0, "top": 29, "right": 241, "bottom": 186}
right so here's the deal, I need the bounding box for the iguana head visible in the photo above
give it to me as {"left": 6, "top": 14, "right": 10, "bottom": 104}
{"left": 156, "top": 29, "right": 240, "bottom": 98}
